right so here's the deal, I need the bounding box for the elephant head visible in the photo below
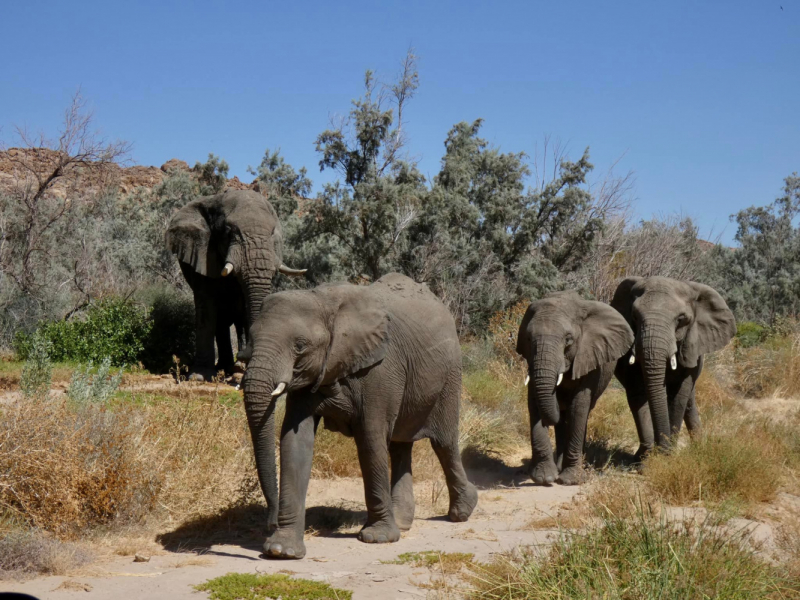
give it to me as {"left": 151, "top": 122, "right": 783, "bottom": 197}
{"left": 516, "top": 291, "right": 634, "bottom": 427}
{"left": 611, "top": 276, "right": 735, "bottom": 447}
{"left": 240, "top": 284, "right": 390, "bottom": 528}
{"left": 166, "top": 189, "right": 305, "bottom": 330}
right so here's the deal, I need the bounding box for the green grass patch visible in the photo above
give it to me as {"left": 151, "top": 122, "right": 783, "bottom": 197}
{"left": 467, "top": 504, "right": 800, "bottom": 599}
{"left": 195, "top": 573, "right": 352, "bottom": 600}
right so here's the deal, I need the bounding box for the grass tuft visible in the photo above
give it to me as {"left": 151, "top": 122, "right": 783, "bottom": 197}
{"left": 0, "top": 531, "right": 93, "bottom": 579}
{"left": 468, "top": 493, "right": 800, "bottom": 600}
{"left": 195, "top": 572, "right": 352, "bottom": 600}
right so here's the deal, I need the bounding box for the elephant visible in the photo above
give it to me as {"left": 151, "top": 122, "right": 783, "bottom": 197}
{"left": 516, "top": 291, "right": 634, "bottom": 485}
{"left": 611, "top": 276, "right": 736, "bottom": 455}
{"left": 166, "top": 189, "right": 306, "bottom": 381}
{"left": 240, "top": 273, "right": 478, "bottom": 559}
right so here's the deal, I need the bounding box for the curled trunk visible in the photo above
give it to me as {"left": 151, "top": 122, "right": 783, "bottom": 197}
{"left": 531, "top": 348, "right": 561, "bottom": 427}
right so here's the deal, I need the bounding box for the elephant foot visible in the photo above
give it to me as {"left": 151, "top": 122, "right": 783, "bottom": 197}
{"left": 634, "top": 445, "right": 653, "bottom": 462}
{"left": 557, "top": 466, "right": 586, "bottom": 486}
{"left": 530, "top": 459, "right": 559, "bottom": 486}
{"left": 448, "top": 482, "right": 478, "bottom": 523}
{"left": 358, "top": 520, "right": 401, "bottom": 544}
{"left": 392, "top": 497, "right": 415, "bottom": 531}
{"left": 263, "top": 528, "right": 306, "bottom": 560}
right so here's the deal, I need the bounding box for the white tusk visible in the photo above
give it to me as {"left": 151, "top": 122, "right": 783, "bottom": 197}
{"left": 557, "top": 373, "right": 563, "bottom": 386}
{"left": 221, "top": 262, "right": 234, "bottom": 276}
{"left": 670, "top": 354, "right": 677, "bottom": 370}
{"left": 524, "top": 375, "right": 530, "bottom": 386}
{"left": 279, "top": 264, "right": 307, "bottom": 276}
{"left": 271, "top": 382, "right": 287, "bottom": 396}
{"left": 629, "top": 346, "right": 636, "bottom": 365}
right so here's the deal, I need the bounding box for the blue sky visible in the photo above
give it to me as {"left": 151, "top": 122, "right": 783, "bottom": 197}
{"left": 2, "top": 0, "right": 797, "bottom": 245}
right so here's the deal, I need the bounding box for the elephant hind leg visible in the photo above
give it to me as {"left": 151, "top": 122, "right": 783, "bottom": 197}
{"left": 684, "top": 394, "right": 701, "bottom": 438}
{"left": 430, "top": 371, "right": 478, "bottom": 523}
{"left": 389, "top": 441, "right": 415, "bottom": 531}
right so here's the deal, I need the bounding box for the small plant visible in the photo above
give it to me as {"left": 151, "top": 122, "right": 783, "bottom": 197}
{"left": 19, "top": 333, "right": 53, "bottom": 400}
{"left": 67, "top": 358, "right": 124, "bottom": 404}
{"left": 195, "top": 572, "right": 352, "bottom": 600}
{"left": 385, "top": 551, "right": 474, "bottom": 575}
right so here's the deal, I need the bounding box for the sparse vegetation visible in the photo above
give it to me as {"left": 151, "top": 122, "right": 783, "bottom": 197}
{"left": 195, "top": 573, "right": 352, "bottom": 600}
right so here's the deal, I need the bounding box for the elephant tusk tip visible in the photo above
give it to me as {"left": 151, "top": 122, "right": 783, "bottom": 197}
{"left": 271, "top": 382, "right": 287, "bottom": 396}
{"left": 279, "top": 264, "right": 307, "bottom": 276}
{"left": 524, "top": 375, "right": 530, "bottom": 386}
{"left": 221, "top": 262, "right": 234, "bottom": 276}
{"left": 629, "top": 355, "right": 636, "bottom": 365}
{"left": 670, "top": 355, "right": 678, "bottom": 370}
{"left": 557, "top": 373, "right": 563, "bottom": 386}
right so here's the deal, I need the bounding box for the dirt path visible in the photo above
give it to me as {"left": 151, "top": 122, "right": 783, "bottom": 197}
{"left": 2, "top": 476, "right": 582, "bottom": 599}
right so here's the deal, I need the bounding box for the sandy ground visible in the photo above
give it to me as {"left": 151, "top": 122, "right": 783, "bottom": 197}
{"left": 1, "top": 471, "right": 582, "bottom": 599}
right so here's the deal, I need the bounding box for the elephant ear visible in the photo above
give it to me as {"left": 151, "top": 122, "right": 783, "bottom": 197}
{"left": 318, "top": 288, "right": 391, "bottom": 386}
{"left": 166, "top": 199, "right": 221, "bottom": 277}
{"left": 572, "top": 301, "right": 635, "bottom": 379}
{"left": 515, "top": 304, "right": 536, "bottom": 359}
{"left": 680, "top": 282, "right": 736, "bottom": 368}
{"left": 610, "top": 277, "right": 643, "bottom": 327}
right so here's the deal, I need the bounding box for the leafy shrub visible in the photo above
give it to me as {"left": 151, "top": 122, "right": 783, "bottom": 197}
{"left": 19, "top": 333, "right": 53, "bottom": 399}
{"left": 736, "top": 321, "right": 766, "bottom": 348}
{"left": 67, "top": 358, "right": 124, "bottom": 404}
{"left": 140, "top": 290, "right": 195, "bottom": 373}
{"left": 14, "top": 298, "right": 151, "bottom": 366}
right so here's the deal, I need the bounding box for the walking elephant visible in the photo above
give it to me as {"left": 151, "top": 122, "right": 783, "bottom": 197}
{"left": 240, "top": 273, "right": 478, "bottom": 559}
{"left": 166, "top": 189, "right": 306, "bottom": 381}
{"left": 516, "top": 291, "right": 634, "bottom": 485}
{"left": 611, "top": 277, "right": 736, "bottom": 455}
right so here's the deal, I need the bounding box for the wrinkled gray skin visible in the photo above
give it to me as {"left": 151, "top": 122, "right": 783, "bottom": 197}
{"left": 241, "top": 273, "right": 478, "bottom": 560}
{"left": 612, "top": 277, "right": 736, "bottom": 455}
{"left": 516, "top": 291, "right": 634, "bottom": 485}
{"left": 167, "top": 189, "right": 304, "bottom": 381}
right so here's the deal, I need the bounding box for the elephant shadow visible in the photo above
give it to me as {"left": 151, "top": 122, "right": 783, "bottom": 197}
{"left": 155, "top": 503, "right": 369, "bottom": 555}
{"left": 583, "top": 440, "right": 638, "bottom": 471}
{"left": 460, "top": 447, "right": 532, "bottom": 489}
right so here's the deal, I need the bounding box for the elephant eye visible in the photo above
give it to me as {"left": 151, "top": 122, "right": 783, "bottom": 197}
{"left": 294, "top": 339, "right": 308, "bottom": 353}
{"left": 565, "top": 336, "right": 574, "bottom": 348}
{"left": 677, "top": 314, "right": 689, "bottom": 326}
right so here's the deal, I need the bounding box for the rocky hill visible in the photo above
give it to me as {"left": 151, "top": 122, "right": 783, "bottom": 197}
{"left": 0, "top": 148, "right": 259, "bottom": 198}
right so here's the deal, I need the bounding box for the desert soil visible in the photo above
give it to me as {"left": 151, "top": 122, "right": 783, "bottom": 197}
{"left": 2, "top": 469, "right": 582, "bottom": 599}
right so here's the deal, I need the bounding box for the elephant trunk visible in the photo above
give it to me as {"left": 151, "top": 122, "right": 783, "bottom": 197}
{"left": 530, "top": 341, "right": 562, "bottom": 427}
{"left": 639, "top": 320, "right": 676, "bottom": 449}
{"left": 242, "top": 364, "right": 279, "bottom": 532}
{"left": 241, "top": 273, "right": 274, "bottom": 329}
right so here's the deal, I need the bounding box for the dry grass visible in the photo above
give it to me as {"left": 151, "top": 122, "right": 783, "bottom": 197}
{"left": 732, "top": 334, "right": 800, "bottom": 399}
{"left": 0, "top": 531, "right": 93, "bottom": 579}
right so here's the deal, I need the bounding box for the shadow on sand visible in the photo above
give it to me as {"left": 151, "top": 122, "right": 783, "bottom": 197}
{"left": 156, "top": 502, "right": 368, "bottom": 554}
{"left": 461, "top": 447, "right": 532, "bottom": 489}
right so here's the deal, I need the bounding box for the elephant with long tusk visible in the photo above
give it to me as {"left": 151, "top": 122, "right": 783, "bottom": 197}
{"left": 612, "top": 276, "right": 736, "bottom": 456}
{"left": 166, "top": 189, "right": 307, "bottom": 382}
{"left": 516, "top": 291, "right": 634, "bottom": 485}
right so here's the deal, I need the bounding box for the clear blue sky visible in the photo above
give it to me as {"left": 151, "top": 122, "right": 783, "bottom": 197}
{"left": 2, "top": 0, "right": 797, "bottom": 245}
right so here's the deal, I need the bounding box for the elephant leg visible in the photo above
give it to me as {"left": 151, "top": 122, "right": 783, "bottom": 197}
{"left": 669, "top": 369, "right": 699, "bottom": 439}
{"left": 215, "top": 319, "right": 235, "bottom": 376}
{"left": 684, "top": 394, "right": 701, "bottom": 438}
{"left": 553, "top": 411, "right": 569, "bottom": 471}
{"left": 389, "top": 441, "right": 415, "bottom": 531}
{"left": 529, "top": 403, "right": 559, "bottom": 485}
{"left": 355, "top": 427, "right": 400, "bottom": 544}
{"left": 263, "top": 399, "right": 318, "bottom": 560}
{"left": 430, "top": 435, "right": 478, "bottom": 523}
{"left": 557, "top": 390, "right": 591, "bottom": 486}
{"left": 233, "top": 314, "right": 247, "bottom": 373}
{"left": 190, "top": 293, "right": 218, "bottom": 382}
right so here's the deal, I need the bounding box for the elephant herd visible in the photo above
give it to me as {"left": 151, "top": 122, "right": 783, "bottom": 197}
{"left": 166, "top": 190, "right": 736, "bottom": 559}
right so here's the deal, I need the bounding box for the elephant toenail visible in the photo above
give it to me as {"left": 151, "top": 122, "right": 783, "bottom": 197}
{"left": 376, "top": 535, "right": 387, "bottom": 543}
{"left": 269, "top": 544, "right": 282, "bottom": 556}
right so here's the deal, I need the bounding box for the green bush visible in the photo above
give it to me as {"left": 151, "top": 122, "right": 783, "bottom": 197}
{"left": 735, "top": 321, "right": 766, "bottom": 348}
{"left": 140, "top": 291, "right": 195, "bottom": 373}
{"left": 14, "top": 298, "right": 151, "bottom": 366}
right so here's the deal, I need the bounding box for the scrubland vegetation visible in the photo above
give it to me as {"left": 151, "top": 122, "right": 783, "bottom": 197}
{"left": 1, "top": 57, "right": 800, "bottom": 596}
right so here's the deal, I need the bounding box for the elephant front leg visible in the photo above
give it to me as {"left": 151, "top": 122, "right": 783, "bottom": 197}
{"left": 355, "top": 430, "right": 401, "bottom": 544}
{"left": 190, "top": 294, "right": 218, "bottom": 382}
{"left": 553, "top": 412, "right": 569, "bottom": 471}
{"left": 529, "top": 404, "right": 558, "bottom": 485}
{"left": 264, "top": 400, "right": 318, "bottom": 560}
{"left": 215, "top": 318, "right": 235, "bottom": 376}
{"left": 389, "top": 441, "right": 415, "bottom": 531}
{"left": 557, "top": 390, "right": 591, "bottom": 486}
{"left": 668, "top": 367, "right": 700, "bottom": 440}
